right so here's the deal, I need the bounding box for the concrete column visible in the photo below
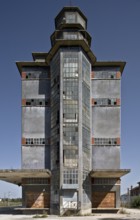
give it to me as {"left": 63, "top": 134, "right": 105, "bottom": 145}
{"left": 59, "top": 50, "right": 64, "bottom": 214}
{"left": 78, "top": 51, "right": 83, "bottom": 213}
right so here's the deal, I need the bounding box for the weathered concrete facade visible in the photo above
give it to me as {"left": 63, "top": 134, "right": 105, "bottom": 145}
{"left": 20, "top": 66, "right": 51, "bottom": 209}
{"left": 91, "top": 68, "right": 121, "bottom": 171}
{"left": 0, "top": 6, "right": 130, "bottom": 215}
{"left": 21, "top": 67, "right": 51, "bottom": 170}
{"left": 19, "top": 7, "right": 128, "bottom": 213}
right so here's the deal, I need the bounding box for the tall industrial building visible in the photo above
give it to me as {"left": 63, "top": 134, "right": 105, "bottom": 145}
{"left": 0, "top": 6, "right": 130, "bottom": 214}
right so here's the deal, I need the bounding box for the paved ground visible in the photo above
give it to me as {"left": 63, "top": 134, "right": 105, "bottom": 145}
{"left": 0, "top": 208, "right": 140, "bottom": 220}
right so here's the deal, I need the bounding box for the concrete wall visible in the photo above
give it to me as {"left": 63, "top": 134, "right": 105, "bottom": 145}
{"left": 91, "top": 80, "right": 120, "bottom": 98}
{"left": 22, "top": 146, "right": 45, "bottom": 169}
{"left": 91, "top": 67, "right": 121, "bottom": 170}
{"left": 22, "top": 80, "right": 50, "bottom": 99}
{"left": 21, "top": 69, "right": 51, "bottom": 170}
{"left": 22, "top": 146, "right": 50, "bottom": 169}
{"left": 92, "top": 146, "right": 120, "bottom": 169}
{"left": 22, "top": 107, "right": 50, "bottom": 138}
{"left": 92, "top": 107, "right": 120, "bottom": 138}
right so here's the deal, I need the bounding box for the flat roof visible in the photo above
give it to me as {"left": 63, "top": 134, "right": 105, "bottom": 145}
{"left": 45, "top": 39, "right": 96, "bottom": 65}
{"left": 90, "top": 169, "right": 130, "bottom": 178}
{"left": 32, "top": 52, "right": 48, "bottom": 61}
{"left": 0, "top": 169, "right": 51, "bottom": 186}
{"left": 17, "top": 39, "right": 97, "bottom": 74}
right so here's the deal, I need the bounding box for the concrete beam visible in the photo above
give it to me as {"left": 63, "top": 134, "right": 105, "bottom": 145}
{"left": 90, "top": 169, "right": 130, "bottom": 178}
{"left": 0, "top": 169, "right": 51, "bottom": 185}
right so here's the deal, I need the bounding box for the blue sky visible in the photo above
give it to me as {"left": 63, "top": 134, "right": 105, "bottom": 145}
{"left": 0, "top": 0, "right": 140, "bottom": 198}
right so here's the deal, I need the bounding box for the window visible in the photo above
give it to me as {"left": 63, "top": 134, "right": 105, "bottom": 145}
{"left": 63, "top": 149, "right": 78, "bottom": 167}
{"left": 92, "top": 138, "right": 119, "bottom": 146}
{"left": 22, "top": 178, "right": 50, "bottom": 185}
{"left": 92, "top": 67, "right": 120, "bottom": 79}
{"left": 66, "top": 12, "right": 76, "bottom": 23}
{"left": 24, "top": 99, "right": 50, "bottom": 107}
{"left": 92, "top": 178, "right": 118, "bottom": 185}
{"left": 63, "top": 125, "right": 78, "bottom": 146}
{"left": 92, "top": 98, "right": 119, "bottom": 107}
{"left": 25, "top": 138, "right": 49, "bottom": 145}
{"left": 63, "top": 32, "right": 78, "bottom": 40}
{"left": 63, "top": 169, "right": 78, "bottom": 184}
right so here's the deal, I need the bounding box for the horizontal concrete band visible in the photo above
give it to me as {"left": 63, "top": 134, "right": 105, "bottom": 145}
{"left": 90, "top": 169, "right": 130, "bottom": 178}
{"left": 0, "top": 169, "right": 51, "bottom": 185}
{"left": 0, "top": 169, "right": 130, "bottom": 186}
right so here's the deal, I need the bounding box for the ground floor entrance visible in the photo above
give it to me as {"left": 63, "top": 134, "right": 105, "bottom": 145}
{"left": 92, "top": 192, "right": 116, "bottom": 208}
{"left": 25, "top": 191, "right": 50, "bottom": 208}
{"left": 0, "top": 169, "right": 130, "bottom": 214}
{"left": 22, "top": 177, "right": 50, "bottom": 209}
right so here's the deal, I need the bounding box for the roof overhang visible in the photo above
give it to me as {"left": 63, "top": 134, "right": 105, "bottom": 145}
{"left": 45, "top": 39, "right": 96, "bottom": 65}
{"left": 55, "top": 23, "right": 86, "bottom": 31}
{"left": 90, "top": 169, "right": 130, "bottom": 178}
{"left": 0, "top": 169, "right": 51, "bottom": 186}
{"left": 32, "top": 52, "right": 48, "bottom": 61}
{"left": 50, "top": 30, "right": 92, "bottom": 47}
{"left": 93, "top": 61, "right": 126, "bottom": 74}
{"left": 16, "top": 61, "right": 48, "bottom": 75}
{"left": 16, "top": 40, "right": 96, "bottom": 75}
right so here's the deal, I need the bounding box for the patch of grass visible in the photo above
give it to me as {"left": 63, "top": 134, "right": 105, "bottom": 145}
{"left": 119, "top": 208, "right": 128, "bottom": 214}
{"left": 60, "top": 210, "right": 95, "bottom": 217}
{"left": 33, "top": 213, "right": 48, "bottom": 218}
{"left": 75, "top": 213, "right": 94, "bottom": 216}
{"left": 131, "top": 196, "right": 140, "bottom": 208}
{"left": 0, "top": 201, "right": 22, "bottom": 207}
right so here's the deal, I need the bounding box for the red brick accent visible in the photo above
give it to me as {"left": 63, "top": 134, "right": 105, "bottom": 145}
{"left": 116, "top": 138, "right": 120, "bottom": 145}
{"left": 116, "top": 71, "right": 121, "bottom": 79}
{"left": 91, "top": 71, "right": 95, "bottom": 79}
{"left": 22, "top": 99, "right": 26, "bottom": 106}
{"left": 116, "top": 99, "right": 121, "bottom": 106}
{"left": 22, "top": 72, "right": 26, "bottom": 79}
{"left": 91, "top": 98, "right": 95, "bottom": 106}
{"left": 22, "top": 138, "right": 26, "bottom": 145}
{"left": 91, "top": 137, "right": 94, "bottom": 145}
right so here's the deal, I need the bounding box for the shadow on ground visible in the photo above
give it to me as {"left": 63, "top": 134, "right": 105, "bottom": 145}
{"left": 0, "top": 207, "right": 21, "bottom": 214}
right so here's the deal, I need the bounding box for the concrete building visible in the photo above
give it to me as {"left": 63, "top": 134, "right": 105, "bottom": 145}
{"left": 0, "top": 6, "right": 130, "bottom": 214}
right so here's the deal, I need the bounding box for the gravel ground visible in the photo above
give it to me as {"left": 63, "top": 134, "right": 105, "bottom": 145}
{"left": 0, "top": 208, "right": 140, "bottom": 220}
